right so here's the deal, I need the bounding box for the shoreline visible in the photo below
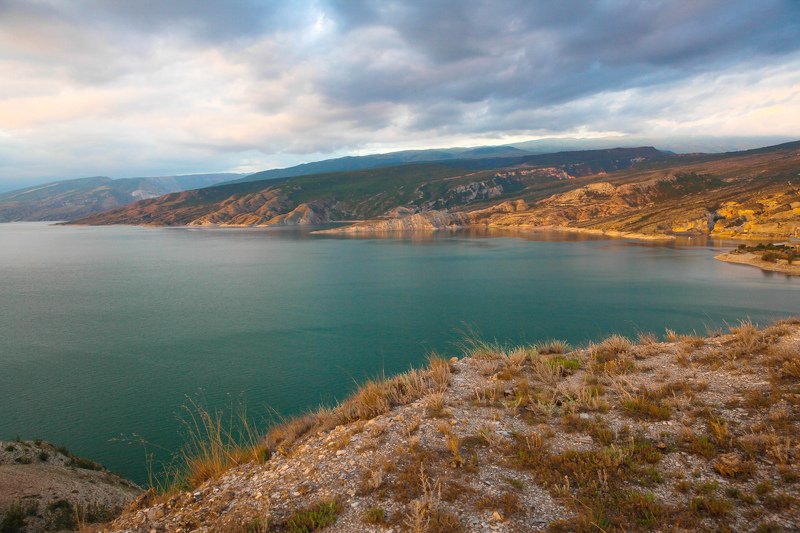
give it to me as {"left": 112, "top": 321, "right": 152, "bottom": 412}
{"left": 714, "top": 252, "right": 800, "bottom": 276}
{"left": 315, "top": 222, "right": 679, "bottom": 242}
{"left": 520, "top": 224, "right": 676, "bottom": 241}
{"left": 19, "top": 220, "right": 800, "bottom": 246}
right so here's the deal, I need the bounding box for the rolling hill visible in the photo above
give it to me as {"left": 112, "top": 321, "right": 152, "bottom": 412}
{"left": 220, "top": 144, "right": 534, "bottom": 186}
{"left": 69, "top": 147, "right": 667, "bottom": 227}
{"left": 0, "top": 173, "right": 241, "bottom": 222}
{"left": 68, "top": 141, "right": 800, "bottom": 240}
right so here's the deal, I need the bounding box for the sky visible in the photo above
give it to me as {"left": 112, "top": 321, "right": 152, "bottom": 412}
{"left": 1, "top": 0, "right": 799, "bottom": 189}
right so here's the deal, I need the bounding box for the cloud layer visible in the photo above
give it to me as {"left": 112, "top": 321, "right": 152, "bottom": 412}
{"left": 1, "top": 0, "right": 799, "bottom": 185}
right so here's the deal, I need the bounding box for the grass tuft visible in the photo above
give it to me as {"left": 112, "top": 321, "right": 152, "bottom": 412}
{"left": 284, "top": 499, "right": 342, "bottom": 533}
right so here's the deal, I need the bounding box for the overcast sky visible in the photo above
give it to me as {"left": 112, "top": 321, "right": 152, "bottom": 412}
{"left": 1, "top": 0, "right": 799, "bottom": 188}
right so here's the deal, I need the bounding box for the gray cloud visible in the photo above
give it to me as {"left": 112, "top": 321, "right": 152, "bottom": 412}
{"left": 0, "top": 0, "right": 798, "bottom": 186}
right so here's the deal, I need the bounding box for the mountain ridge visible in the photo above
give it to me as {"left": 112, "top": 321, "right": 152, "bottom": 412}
{"left": 68, "top": 147, "right": 669, "bottom": 227}
{"left": 67, "top": 142, "right": 800, "bottom": 241}
{"left": 0, "top": 173, "right": 242, "bottom": 222}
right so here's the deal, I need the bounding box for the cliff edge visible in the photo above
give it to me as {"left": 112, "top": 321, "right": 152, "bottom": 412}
{"left": 105, "top": 319, "right": 800, "bottom": 532}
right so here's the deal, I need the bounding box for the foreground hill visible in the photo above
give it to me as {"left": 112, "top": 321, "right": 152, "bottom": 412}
{"left": 107, "top": 319, "right": 800, "bottom": 532}
{"left": 70, "top": 142, "right": 800, "bottom": 240}
{"left": 0, "top": 173, "right": 240, "bottom": 222}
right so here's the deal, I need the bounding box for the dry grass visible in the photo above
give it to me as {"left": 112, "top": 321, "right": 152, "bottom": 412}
{"left": 530, "top": 356, "right": 562, "bottom": 386}
{"left": 176, "top": 399, "right": 270, "bottom": 490}
{"left": 511, "top": 378, "right": 531, "bottom": 408}
{"left": 265, "top": 355, "right": 452, "bottom": 460}
{"left": 458, "top": 337, "right": 505, "bottom": 361}
{"left": 713, "top": 452, "right": 754, "bottom": 479}
{"left": 537, "top": 339, "right": 571, "bottom": 355}
{"left": 637, "top": 331, "right": 658, "bottom": 345}
{"left": 425, "top": 392, "right": 447, "bottom": 417}
{"left": 476, "top": 424, "right": 504, "bottom": 449}
{"left": 589, "top": 335, "right": 635, "bottom": 376}
{"left": 678, "top": 334, "right": 705, "bottom": 351}
{"left": 621, "top": 394, "right": 672, "bottom": 420}
{"left": 592, "top": 334, "right": 633, "bottom": 360}
{"left": 402, "top": 465, "right": 464, "bottom": 533}
{"left": 475, "top": 491, "right": 521, "bottom": 517}
{"left": 708, "top": 417, "right": 731, "bottom": 446}
{"left": 437, "top": 423, "right": 463, "bottom": 468}
{"left": 725, "top": 318, "right": 770, "bottom": 359}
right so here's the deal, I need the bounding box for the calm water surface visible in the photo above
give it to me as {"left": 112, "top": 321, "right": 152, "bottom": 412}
{"left": 1, "top": 222, "right": 798, "bottom": 483}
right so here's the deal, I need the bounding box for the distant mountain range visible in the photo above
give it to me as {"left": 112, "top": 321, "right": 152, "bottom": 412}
{"left": 68, "top": 141, "right": 800, "bottom": 241}
{"left": 221, "top": 145, "right": 534, "bottom": 185}
{"left": 0, "top": 173, "right": 241, "bottom": 222}
{"left": 3, "top": 136, "right": 797, "bottom": 226}
{"left": 68, "top": 146, "right": 669, "bottom": 226}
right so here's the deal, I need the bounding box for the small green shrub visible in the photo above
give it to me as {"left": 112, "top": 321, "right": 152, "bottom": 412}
{"left": 621, "top": 396, "right": 671, "bottom": 421}
{"left": 66, "top": 456, "right": 102, "bottom": 470}
{"left": 548, "top": 356, "right": 581, "bottom": 372}
{"left": 689, "top": 495, "right": 730, "bottom": 517}
{"left": 46, "top": 499, "right": 76, "bottom": 530}
{"left": 285, "top": 499, "right": 341, "bottom": 533}
{"left": 363, "top": 506, "right": 386, "bottom": 525}
{"left": 1, "top": 501, "right": 36, "bottom": 533}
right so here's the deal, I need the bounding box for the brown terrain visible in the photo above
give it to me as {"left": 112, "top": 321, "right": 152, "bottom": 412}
{"left": 0, "top": 441, "right": 141, "bottom": 532}
{"left": 94, "top": 318, "right": 800, "bottom": 532}
{"left": 328, "top": 145, "right": 800, "bottom": 242}
{"left": 69, "top": 143, "right": 800, "bottom": 246}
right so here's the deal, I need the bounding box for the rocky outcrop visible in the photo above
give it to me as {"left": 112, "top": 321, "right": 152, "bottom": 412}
{"left": 0, "top": 441, "right": 141, "bottom": 532}
{"left": 317, "top": 210, "right": 472, "bottom": 234}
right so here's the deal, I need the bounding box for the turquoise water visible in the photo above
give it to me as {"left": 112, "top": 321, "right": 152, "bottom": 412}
{"left": 1, "top": 222, "right": 798, "bottom": 484}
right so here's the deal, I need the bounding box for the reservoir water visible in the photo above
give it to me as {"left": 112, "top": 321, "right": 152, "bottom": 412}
{"left": 1, "top": 222, "right": 798, "bottom": 484}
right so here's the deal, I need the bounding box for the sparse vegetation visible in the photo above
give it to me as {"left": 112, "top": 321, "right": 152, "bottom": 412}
{"left": 1, "top": 502, "right": 36, "bottom": 533}
{"left": 731, "top": 242, "right": 799, "bottom": 265}
{"left": 537, "top": 340, "right": 571, "bottom": 355}
{"left": 363, "top": 506, "right": 386, "bottom": 525}
{"left": 105, "top": 318, "right": 800, "bottom": 532}
{"left": 284, "top": 499, "right": 341, "bottom": 533}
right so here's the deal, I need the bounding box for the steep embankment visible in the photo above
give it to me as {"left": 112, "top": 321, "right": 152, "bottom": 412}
{"left": 0, "top": 441, "right": 141, "bottom": 532}
{"left": 108, "top": 319, "right": 800, "bottom": 532}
